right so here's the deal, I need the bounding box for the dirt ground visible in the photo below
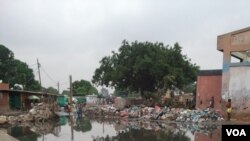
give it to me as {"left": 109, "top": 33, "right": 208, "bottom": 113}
{"left": 232, "top": 113, "right": 250, "bottom": 124}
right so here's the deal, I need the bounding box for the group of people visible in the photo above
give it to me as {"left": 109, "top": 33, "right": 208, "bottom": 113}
{"left": 207, "top": 96, "right": 232, "bottom": 121}
{"left": 65, "top": 102, "right": 85, "bottom": 118}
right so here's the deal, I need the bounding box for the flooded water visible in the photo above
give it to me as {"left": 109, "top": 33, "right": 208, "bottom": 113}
{"left": 1, "top": 116, "right": 222, "bottom": 141}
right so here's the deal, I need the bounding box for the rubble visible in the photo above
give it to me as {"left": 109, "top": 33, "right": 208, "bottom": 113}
{"left": 0, "top": 103, "right": 56, "bottom": 125}
{"left": 84, "top": 104, "right": 224, "bottom": 123}
{"left": 0, "top": 115, "right": 7, "bottom": 124}
{"left": 175, "top": 108, "right": 223, "bottom": 122}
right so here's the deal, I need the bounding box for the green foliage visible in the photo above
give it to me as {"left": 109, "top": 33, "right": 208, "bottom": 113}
{"left": 62, "top": 90, "right": 70, "bottom": 95}
{"left": 0, "top": 44, "right": 14, "bottom": 63}
{"left": 92, "top": 40, "right": 199, "bottom": 97}
{"left": 182, "top": 82, "right": 196, "bottom": 93}
{"left": 113, "top": 89, "right": 128, "bottom": 97}
{"left": 0, "top": 44, "right": 15, "bottom": 84}
{"left": 46, "top": 86, "right": 58, "bottom": 94}
{"left": 73, "top": 117, "right": 92, "bottom": 132}
{"left": 73, "top": 79, "right": 98, "bottom": 96}
{"left": 0, "top": 45, "right": 40, "bottom": 91}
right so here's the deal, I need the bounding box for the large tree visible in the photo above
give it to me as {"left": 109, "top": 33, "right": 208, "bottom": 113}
{"left": 72, "top": 79, "right": 98, "bottom": 96}
{"left": 92, "top": 40, "right": 199, "bottom": 97}
{"left": 0, "top": 44, "right": 14, "bottom": 83}
{"left": 0, "top": 44, "right": 40, "bottom": 91}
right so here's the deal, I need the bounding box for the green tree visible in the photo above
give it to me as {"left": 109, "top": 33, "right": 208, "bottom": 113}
{"left": 92, "top": 40, "right": 199, "bottom": 97}
{"left": 0, "top": 45, "right": 40, "bottom": 91}
{"left": 73, "top": 79, "right": 98, "bottom": 96}
{"left": 62, "top": 90, "right": 70, "bottom": 95}
{"left": 0, "top": 44, "right": 15, "bottom": 83}
{"left": 46, "top": 86, "right": 58, "bottom": 94}
{"left": 13, "top": 59, "right": 40, "bottom": 91}
{"left": 113, "top": 89, "right": 128, "bottom": 97}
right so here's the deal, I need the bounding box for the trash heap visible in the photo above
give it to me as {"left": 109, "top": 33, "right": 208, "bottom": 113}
{"left": 175, "top": 108, "right": 223, "bottom": 122}
{"left": 0, "top": 103, "right": 55, "bottom": 125}
{"left": 84, "top": 105, "right": 224, "bottom": 123}
{"left": 83, "top": 105, "right": 119, "bottom": 117}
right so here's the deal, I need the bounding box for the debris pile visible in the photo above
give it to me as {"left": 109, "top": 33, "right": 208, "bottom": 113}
{"left": 84, "top": 105, "right": 224, "bottom": 123}
{"left": 175, "top": 108, "right": 223, "bottom": 122}
{"left": 0, "top": 103, "right": 56, "bottom": 125}
{"left": 0, "top": 115, "right": 7, "bottom": 124}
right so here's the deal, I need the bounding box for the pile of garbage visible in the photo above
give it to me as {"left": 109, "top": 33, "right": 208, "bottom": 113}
{"left": 175, "top": 108, "right": 223, "bottom": 122}
{"left": 0, "top": 103, "right": 56, "bottom": 125}
{"left": 84, "top": 105, "right": 120, "bottom": 117}
{"left": 84, "top": 105, "right": 224, "bottom": 123}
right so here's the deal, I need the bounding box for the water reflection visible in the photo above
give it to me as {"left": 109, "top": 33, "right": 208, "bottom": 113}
{"left": 8, "top": 126, "right": 40, "bottom": 141}
{"left": 73, "top": 117, "right": 92, "bottom": 132}
{"left": 2, "top": 116, "right": 222, "bottom": 141}
{"left": 195, "top": 128, "right": 221, "bottom": 141}
{"left": 93, "top": 128, "right": 191, "bottom": 141}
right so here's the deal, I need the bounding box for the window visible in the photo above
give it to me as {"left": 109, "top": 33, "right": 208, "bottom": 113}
{"left": 231, "top": 51, "right": 250, "bottom": 63}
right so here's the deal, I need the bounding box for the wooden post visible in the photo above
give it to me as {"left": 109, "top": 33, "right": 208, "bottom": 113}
{"left": 69, "top": 75, "right": 72, "bottom": 105}
{"left": 57, "top": 81, "right": 60, "bottom": 94}
{"left": 69, "top": 75, "right": 74, "bottom": 140}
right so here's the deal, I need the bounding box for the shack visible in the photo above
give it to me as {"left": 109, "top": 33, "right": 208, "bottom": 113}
{"left": 0, "top": 83, "right": 58, "bottom": 112}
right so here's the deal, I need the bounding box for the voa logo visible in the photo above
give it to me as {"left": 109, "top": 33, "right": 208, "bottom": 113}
{"left": 226, "top": 129, "right": 246, "bottom": 136}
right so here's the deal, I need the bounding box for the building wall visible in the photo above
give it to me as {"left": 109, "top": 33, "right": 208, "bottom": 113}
{"left": 0, "top": 83, "right": 10, "bottom": 111}
{"left": 217, "top": 27, "right": 250, "bottom": 117}
{"left": 196, "top": 75, "right": 222, "bottom": 112}
{"left": 0, "top": 83, "right": 9, "bottom": 90}
{"left": 86, "top": 95, "right": 98, "bottom": 104}
{"left": 229, "top": 66, "right": 250, "bottom": 114}
{"left": 0, "top": 92, "right": 10, "bottom": 111}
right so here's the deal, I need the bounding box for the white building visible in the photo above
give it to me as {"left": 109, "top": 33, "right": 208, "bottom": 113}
{"left": 86, "top": 94, "right": 98, "bottom": 104}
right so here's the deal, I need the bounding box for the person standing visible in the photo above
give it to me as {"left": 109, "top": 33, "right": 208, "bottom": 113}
{"left": 226, "top": 99, "right": 232, "bottom": 121}
{"left": 208, "top": 96, "right": 214, "bottom": 109}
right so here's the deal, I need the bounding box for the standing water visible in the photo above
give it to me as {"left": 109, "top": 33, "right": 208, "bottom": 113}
{"left": 2, "top": 116, "right": 221, "bottom": 141}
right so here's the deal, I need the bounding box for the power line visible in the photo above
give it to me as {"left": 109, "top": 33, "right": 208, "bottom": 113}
{"left": 40, "top": 66, "right": 57, "bottom": 84}
{"left": 60, "top": 81, "right": 69, "bottom": 86}
{"left": 33, "top": 60, "right": 69, "bottom": 92}
{"left": 28, "top": 63, "right": 37, "bottom": 67}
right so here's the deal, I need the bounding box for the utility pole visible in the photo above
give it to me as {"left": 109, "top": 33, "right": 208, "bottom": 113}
{"left": 69, "top": 75, "right": 74, "bottom": 140}
{"left": 37, "top": 59, "right": 44, "bottom": 102}
{"left": 57, "top": 81, "right": 60, "bottom": 94}
{"left": 37, "top": 59, "right": 42, "bottom": 91}
{"left": 69, "top": 75, "right": 73, "bottom": 106}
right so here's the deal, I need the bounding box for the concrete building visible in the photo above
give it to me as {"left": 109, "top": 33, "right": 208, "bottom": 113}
{"left": 218, "top": 27, "right": 250, "bottom": 115}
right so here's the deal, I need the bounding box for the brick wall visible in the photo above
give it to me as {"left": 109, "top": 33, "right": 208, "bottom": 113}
{"left": 0, "top": 83, "right": 9, "bottom": 90}
{"left": 196, "top": 70, "right": 222, "bottom": 112}
{"left": 0, "top": 92, "right": 10, "bottom": 111}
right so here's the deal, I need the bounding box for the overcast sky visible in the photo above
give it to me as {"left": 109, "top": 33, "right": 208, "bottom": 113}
{"left": 1, "top": 0, "right": 250, "bottom": 92}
